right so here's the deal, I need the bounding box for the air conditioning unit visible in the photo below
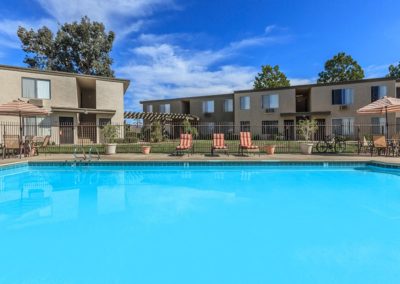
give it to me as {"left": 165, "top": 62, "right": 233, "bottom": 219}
{"left": 265, "top": 108, "right": 276, "bottom": 113}
{"left": 339, "top": 105, "right": 348, "bottom": 110}
{"left": 204, "top": 112, "right": 212, "bottom": 118}
{"left": 29, "top": 99, "right": 44, "bottom": 107}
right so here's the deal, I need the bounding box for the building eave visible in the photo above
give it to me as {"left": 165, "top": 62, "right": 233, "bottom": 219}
{"left": 0, "top": 64, "right": 131, "bottom": 94}
{"left": 51, "top": 107, "right": 116, "bottom": 115}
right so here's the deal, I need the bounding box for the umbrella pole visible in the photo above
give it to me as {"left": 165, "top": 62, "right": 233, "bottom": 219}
{"left": 385, "top": 106, "right": 389, "bottom": 142}
{"left": 19, "top": 112, "right": 22, "bottom": 159}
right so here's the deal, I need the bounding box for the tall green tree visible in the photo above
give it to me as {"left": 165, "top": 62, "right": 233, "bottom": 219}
{"left": 253, "top": 65, "right": 290, "bottom": 90}
{"left": 317, "top": 52, "right": 364, "bottom": 83}
{"left": 387, "top": 62, "right": 400, "bottom": 78}
{"left": 17, "top": 16, "right": 115, "bottom": 77}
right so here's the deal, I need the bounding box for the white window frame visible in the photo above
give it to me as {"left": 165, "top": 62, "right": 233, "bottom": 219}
{"left": 159, "top": 104, "right": 170, "bottom": 113}
{"left": 332, "top": 88, "right": 353, "bottom": 105}
{"left": 22, "top": 77, "right": 51, "bottom": 99}
{"left": 371, "top": 117, "right": 386, "bottom": 135}
{"left": 331, "top": 117, "right": 354, "bottom": 135}
{"left": 23, "top": 116, "right": 52, "bottom": 137}
{"left": 240, "top": 96, "right": 250, "bottom": 110}
{"left": 371, "top": 85, "right": 387, "bottom": 101}
{"left": 146, "top": 105, "right": 153, "bottom": 113}
{"left": 261, "top": 94, "right": 279, "bottom": 109}
{"left": 223, "top": 99, "right": 233, "bottom": 112}
{"left": 202, "top": 100, "right": 214, "bottom": 113}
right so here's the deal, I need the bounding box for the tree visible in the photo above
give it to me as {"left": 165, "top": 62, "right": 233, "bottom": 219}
{"left": 387, "top": 63, "right": 400, "bottom": 78}
{"left": 182, "top": 119, "right": 198, "bottom": 137}
{"left": 317, "top": 52, "right": 364, "bottom": 83}
{"left": 253, "top": 65, "right": 290, "bottom": 90}
{"left": 150, "top": 121, "right": 163, "bottom": 143}
{"left": 17, "top": 16, "right": 115, "bottom": 77}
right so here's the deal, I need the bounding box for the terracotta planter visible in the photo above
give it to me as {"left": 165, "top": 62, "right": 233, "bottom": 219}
{"left": 300, "top": 143, "right": 313, "bottom": 155}
{"left": 265, "top": 145, "right": 276, "bottom": 155}
{"left": 142, "top": 146, "right": 151, "bottom": 155}
{"left": 105, "top": 143, "right": 117, "bottom": 155}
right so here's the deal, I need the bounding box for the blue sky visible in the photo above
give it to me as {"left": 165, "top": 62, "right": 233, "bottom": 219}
{"left": 0, "top": 0, "right": 400, "bottom": 111}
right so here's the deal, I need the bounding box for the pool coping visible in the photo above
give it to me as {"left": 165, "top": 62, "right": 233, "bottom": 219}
{"left": 1, "top": 159, "right": 400, "bottom": 170}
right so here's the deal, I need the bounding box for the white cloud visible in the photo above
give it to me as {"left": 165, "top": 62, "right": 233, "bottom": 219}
{"left": 36, "top": 0, "right": 175, "bottom": 23}
{"left": 0, "top": 18, "right": 55, "bottom": 49}
{"left": 117, "top": 43, "right": 257, "bottom": 110}
{"left": 364, "top": 63, "right": 391, "bottom": 78}
{"left": 117, "top": 32, "right": 311, "bottom": 111}
{"left": 35, "top": 0, "right": 176, "bottom": 40}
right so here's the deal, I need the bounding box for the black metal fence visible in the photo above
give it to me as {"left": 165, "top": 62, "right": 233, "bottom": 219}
{"left": 0, "top": 121, "right": 397, "bottom": 154}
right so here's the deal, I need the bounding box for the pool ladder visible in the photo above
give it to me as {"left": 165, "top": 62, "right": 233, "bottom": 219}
{"left": 73, "top": 146, "right": 100, "bottom": 162}
{"left": 88, "top": 146, "right": 100, "bottom": 161}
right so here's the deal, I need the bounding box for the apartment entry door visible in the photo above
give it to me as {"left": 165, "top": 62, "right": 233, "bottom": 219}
{"left": 59, "top": 117, "right": 74, "bottom": 144}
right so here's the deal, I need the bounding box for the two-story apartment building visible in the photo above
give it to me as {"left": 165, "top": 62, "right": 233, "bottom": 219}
{"left": 141, "top": 77, "right": 400, "bottom": 139}
{"left": 0, "top": 65, "right": 130, "bottom": 144}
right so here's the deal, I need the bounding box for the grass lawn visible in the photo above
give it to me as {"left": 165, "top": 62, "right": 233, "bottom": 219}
{"left": 44, "top": 140, "right": 360, "bottom": 155}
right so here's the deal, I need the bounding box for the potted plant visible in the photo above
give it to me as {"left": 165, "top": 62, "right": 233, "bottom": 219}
{"left": 101, "top": 124, "right": 118, "bottom": 155}
{"left": 141, "top": 145, "right": 151, "bottom": 155}
{"left": 297, "top": 119, "right": 318, "bottom": 155}
{"left": 265, "top": 143, "right": 276, "bottom": 155}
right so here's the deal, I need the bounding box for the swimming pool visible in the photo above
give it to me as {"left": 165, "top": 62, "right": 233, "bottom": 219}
{"left": 1, "top": 161, "right": 400, "bottom": 284}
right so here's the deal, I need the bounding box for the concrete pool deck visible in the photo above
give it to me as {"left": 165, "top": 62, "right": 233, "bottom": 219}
{"left": 1, "top": 153, "right": 400, "bottom": 165}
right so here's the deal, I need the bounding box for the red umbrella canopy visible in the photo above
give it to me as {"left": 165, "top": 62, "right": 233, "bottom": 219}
{"left": 0, "top": 99, "right": 49, "bottom": 116}
{"left": 357, "top": 96, "right": 400, "bottom": 114}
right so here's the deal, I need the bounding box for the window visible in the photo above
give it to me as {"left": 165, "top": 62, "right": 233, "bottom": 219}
{"left": 22, "top": 78, "right": 50, "bottom": 99}
{"left": 202, "top": 100, "right": 214, "bottom": 113}
{"left": 159, "top": 104, "right": 170, "bottom": 113}
{"left": 146, "top": 105, "right": 153, "bottom": 113}
{"left": 240, "top": 121, "right": 250, "bottom": 132}
{"left": 240, "top": 96, "right": 250, "bottom": 110}
{"left": 23, "top": 116, "right": 51, "bottom": 136}
{"left": 332, "top": 118, "right": 354, "bottom": 136}
{"left": 397, "top": 87, "right": 400, "bottom": 99}
{"left": 331, "top": 88, "right": 353, "bottom": 105}
{"left": 224, "top": 99, "right": 233, "bottom": 112}
{"left": 262, "top": 120, "right": 279, "bottom": 136}
{"left": 371, "top": 86, "right": 387, "bottom": 102}
{"left": 262, "top": 94, "right": 279, "bottom": 110}
{"left": 371, "top": 117, "right": 386, "bottom": 135}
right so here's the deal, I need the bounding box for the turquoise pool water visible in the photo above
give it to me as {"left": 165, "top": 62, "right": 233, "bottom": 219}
{"left": 1, "top": 162, "right": 400, "bottom": 283}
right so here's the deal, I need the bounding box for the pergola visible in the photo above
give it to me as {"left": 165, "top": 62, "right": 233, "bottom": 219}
{"left": 124, "top": 111, "right": 199, "bottom": 122}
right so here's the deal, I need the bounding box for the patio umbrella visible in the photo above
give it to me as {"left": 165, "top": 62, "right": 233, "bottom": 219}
{"left": 0, "top": 99, "right": 49, "bottom": 158}
{"left": 357, "top": 96, "right": 400, "bottom": 141}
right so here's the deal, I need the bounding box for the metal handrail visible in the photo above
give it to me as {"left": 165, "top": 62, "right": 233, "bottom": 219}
{"left": 73, "top": 147, "right": 86, "bottom": 160}
{"left": 88, "top": 146, "right": 100, "bottom": 161}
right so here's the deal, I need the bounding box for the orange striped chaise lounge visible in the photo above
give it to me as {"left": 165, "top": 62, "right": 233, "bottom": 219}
{"left": 239, "top": 132, "right": 259, "bottom": 156}
{"left": 175, "top": 133, "right": 193, "bottom": 156}
{"left": 211, "top": 133, "right": 229, "bottom": 156}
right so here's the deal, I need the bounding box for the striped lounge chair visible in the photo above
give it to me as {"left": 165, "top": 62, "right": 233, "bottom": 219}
{"left": 211, "top": 133, "right": 229, "bottom": 156}
{"left": 239, "top": 132, "right": 259, "bottom": 156}
{"left": 175, "top": 133, "right": 193, "bottom": 156}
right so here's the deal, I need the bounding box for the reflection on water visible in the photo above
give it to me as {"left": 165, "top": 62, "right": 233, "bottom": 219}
{"left": 0, "top": 167, "right": 238, "bottom": 229}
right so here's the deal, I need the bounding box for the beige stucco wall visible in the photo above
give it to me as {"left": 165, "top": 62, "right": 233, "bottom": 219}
{"left": 95, "top": 80, "right": 125, "bottom": 125}
{"left": 142, "top": 94, "right": 234, "bottom": 123}
{"left": 0, "top": 68, "right": 127, "bottom": 144}
{"left": 234, "top": 89, "right": 296, "bottom": 128}
{"left": 0, "top": 69, "right": 79, "bottom": 109}
{"left": 311, "top": 79, "right": 397, "bottom": 125}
